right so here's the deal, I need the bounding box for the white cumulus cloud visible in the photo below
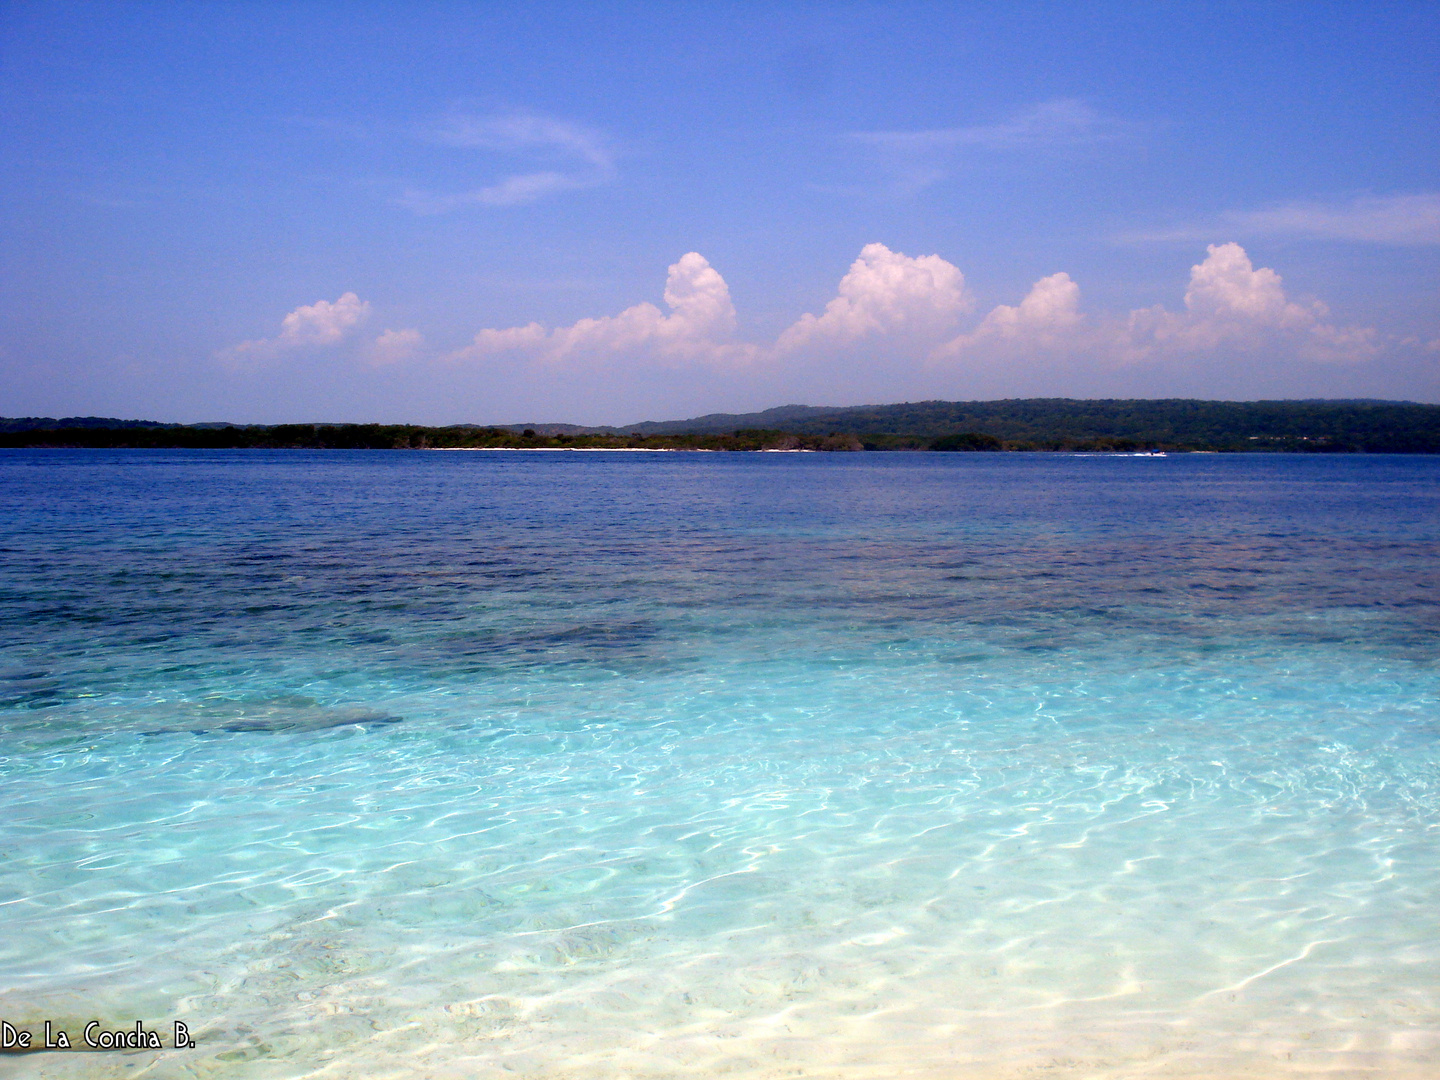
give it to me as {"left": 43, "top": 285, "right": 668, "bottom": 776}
{"left": 938, "top": 272, "right": 1083, "bottom": 357}
{"left": 450, "top": 252, "right": 753, "bottom": 368}
{"left": 410, "top": 241, "right": 1395, "bottom": 414}
{"left": 276, "top": 292, "right": 370, "bottom": 346}
{"left": 369, "top": 327, "right": 424, "bottom": 366}
{"left": 777, "top": 243, "right": 971, "bottom": 352}
{"left": 211, "top": 244, "right": 1409, "bottom": 416}
{"left": 929, "top": 241, "right": 1377, "bottom": 385}
{"left": 1123, "top": 243, "right": 1377, "bottom": 362}
{"left": 221, "top": 292, "right": 371, "bottom": 365}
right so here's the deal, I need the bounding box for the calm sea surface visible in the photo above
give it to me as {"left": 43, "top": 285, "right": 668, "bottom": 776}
{"left": 1, "top": 449, "right": 1436, "bottom": 1078}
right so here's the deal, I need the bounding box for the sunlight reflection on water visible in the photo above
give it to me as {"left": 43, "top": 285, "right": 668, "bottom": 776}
{"left": 1, "top": 450, "right": 1436, "bottom": 1078}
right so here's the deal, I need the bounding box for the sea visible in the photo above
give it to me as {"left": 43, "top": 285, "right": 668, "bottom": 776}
{"left": 0, "top": 448, "right": 1436, "bottom": 1079}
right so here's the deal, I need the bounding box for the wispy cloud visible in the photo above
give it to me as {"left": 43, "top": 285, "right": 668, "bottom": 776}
{"left": 398, "top": 172, "right": 582, "bottom": 212}
{"left": 429, "top": 112, "right": 612, "bottom": 169}
{"left": 1126, "top": 193, "right": 1440, "bottom": 246}
{"left": 400, "top": 110, "right": 615, "bottom": 213}
{"left": 1228, "top": 193, "right": 1440, "bottom": 245}
{"left": 852, "top": 99, "right": 1134, "bottom": 153}
{"left": 848, "top": 100, "right": 1136, "bottom": 195}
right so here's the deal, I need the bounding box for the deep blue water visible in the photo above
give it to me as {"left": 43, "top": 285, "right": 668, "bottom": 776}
{"left": 1, "top": 450, "right": 1436, "bottom": 1079}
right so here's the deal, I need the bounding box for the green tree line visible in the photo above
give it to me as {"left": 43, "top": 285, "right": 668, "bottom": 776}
{"left": 3, "top": 398, "right": 1437, "bottom": 452}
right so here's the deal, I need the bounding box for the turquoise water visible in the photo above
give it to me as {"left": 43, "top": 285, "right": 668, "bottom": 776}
{"left": 0, "top": 449, "right": 1436, "bottom": 1078}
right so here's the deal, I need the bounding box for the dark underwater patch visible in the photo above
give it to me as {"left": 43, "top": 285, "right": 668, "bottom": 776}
{"left": 139, "top": 702, "right": 402, "bottom": 736}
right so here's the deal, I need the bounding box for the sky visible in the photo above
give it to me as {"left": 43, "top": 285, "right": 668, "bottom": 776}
{"left": 1, "top": 1, "right": 1437, "bottom": 426}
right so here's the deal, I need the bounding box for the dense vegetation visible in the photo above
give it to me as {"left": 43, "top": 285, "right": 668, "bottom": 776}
{"left": 0, "top": 421, "right": 860, "bottom": 452}
{"left": 625, "top": 399, "right": 1440, "bottom": 452}
{"left": 3, "top": 399, "right": 1437, "bottom": 452}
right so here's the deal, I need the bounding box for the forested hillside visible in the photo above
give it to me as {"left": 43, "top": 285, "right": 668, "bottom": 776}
{"left": 3, "top": 399, "right": 1437, "bottom": 452}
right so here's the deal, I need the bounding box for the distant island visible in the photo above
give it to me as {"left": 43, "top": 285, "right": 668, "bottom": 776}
{"left": 3, "top": 399, "right": 1438, "bottom": 453}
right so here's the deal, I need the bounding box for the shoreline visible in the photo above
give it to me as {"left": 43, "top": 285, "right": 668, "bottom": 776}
{"left": 428, "top": 446, "right": 819, "bottom": 452}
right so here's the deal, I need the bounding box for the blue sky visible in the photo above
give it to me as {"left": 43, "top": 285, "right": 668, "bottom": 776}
{"left": 2, "top": 1, "right": 1437, "bottom": 424}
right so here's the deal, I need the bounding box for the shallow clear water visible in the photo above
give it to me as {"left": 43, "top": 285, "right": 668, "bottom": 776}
{"left": 0, "top": 449, "right": 1436, "bottom": 1079}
